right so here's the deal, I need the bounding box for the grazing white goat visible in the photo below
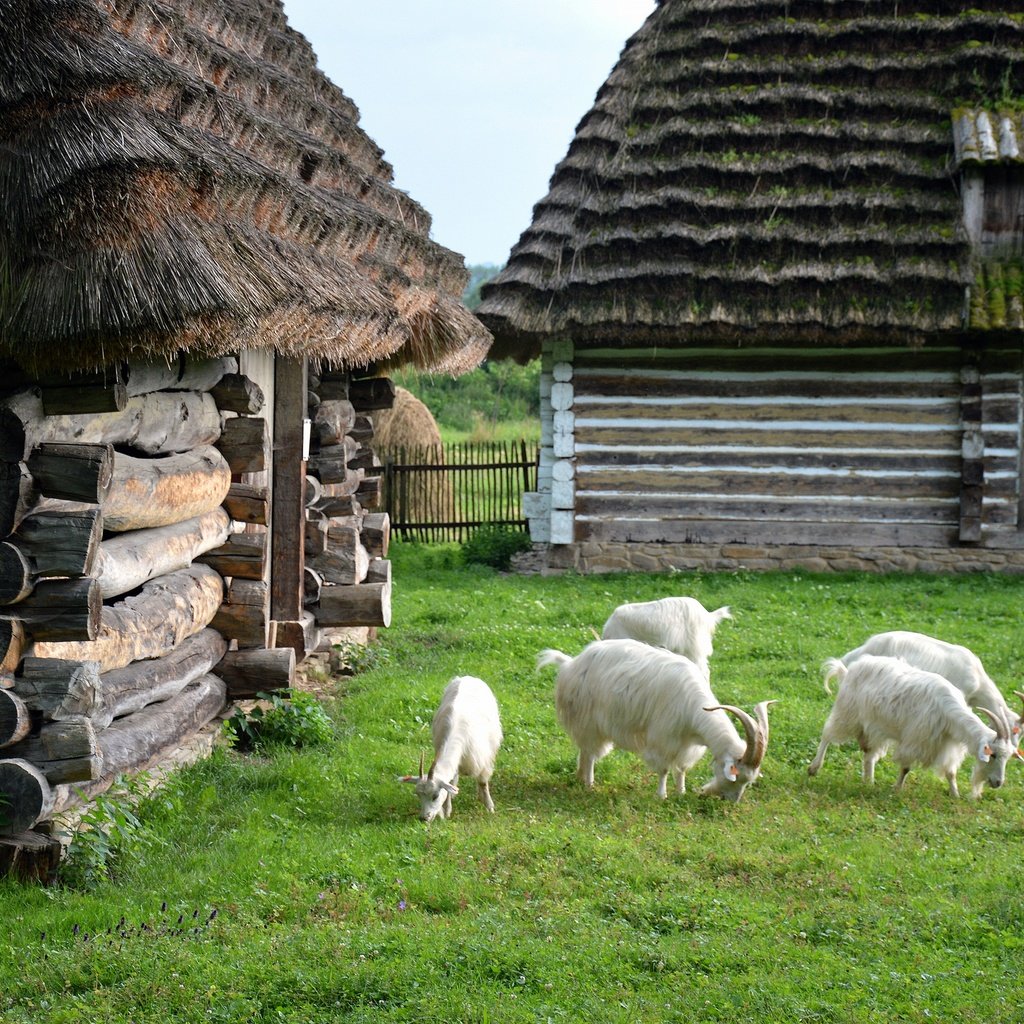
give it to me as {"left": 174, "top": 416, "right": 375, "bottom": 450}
{"left": 537, "top": 639, "right": 774, "bottom": 801}
{"left": 401, "top": 675, "right": 503, "bottom": 822}
{"left": 836, "top": 629, "right": 1023, "bottom": 749}
{"left": 600, "top": 596, "right": 732, "bottom": 678}
{"left": 808, "top": 654, "right": 1015, "bottom": 798}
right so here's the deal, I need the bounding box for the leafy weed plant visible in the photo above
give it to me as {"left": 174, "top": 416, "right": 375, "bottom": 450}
{"left": 2, "top": 548, "right": 1023, "bottom": 1022}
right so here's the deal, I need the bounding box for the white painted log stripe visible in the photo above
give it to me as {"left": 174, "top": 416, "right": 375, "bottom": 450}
{"left": 576, "top": 465, "right": 962, "bottom": 479}
{"left": 575, "top": 368, "right": 960, "bottom": 384}
{"left": 574, "top": 394, "right": 961, "bottom": 408}
{"left": 573, "top": 417, "right": 966, "bottom": 432}
{"left": 576, "top": 346, "right": 966, "bottom": 361}
{"left": 575, "top": 490, "right": 961, "bottom": 504}
{"left": 576, "top": 444, "right": 1021, "bottom": 457}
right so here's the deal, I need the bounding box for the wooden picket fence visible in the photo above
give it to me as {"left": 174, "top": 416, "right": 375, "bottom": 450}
{"left": 375, "top": 441, "right": 539, "bottom": 542}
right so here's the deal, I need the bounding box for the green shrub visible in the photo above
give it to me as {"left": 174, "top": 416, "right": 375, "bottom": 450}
{"left": 461, "top": 524, "right": 532, "bottom": 570}
{"left": 223, "top": 690, "right": 335, "bottom": 751}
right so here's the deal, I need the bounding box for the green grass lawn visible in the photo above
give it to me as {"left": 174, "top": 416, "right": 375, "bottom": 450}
{"left": 2, "top": 548, "right": 1023, "bottom": 1022}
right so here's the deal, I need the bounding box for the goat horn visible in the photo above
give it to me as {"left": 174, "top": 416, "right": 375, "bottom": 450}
{"left": 705, "top": 703, "right": 770, "bottom": 768}
{"left": 975, "top": 706, "right": 1009, "bottom": 741}
{"left": 418, "top": 750, "right": 425, "bottom": 779}
{"left": 1014, "top": 691, "right": 1024, "bottom": 714}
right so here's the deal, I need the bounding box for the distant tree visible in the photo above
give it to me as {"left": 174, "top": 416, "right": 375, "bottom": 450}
{"left": 463, "top": 263, "right": 503, "bottom": 310}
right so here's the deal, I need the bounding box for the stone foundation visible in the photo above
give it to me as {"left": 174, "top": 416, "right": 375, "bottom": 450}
{"left": 516, "top": 542, "right": 1024, "bottom": 575}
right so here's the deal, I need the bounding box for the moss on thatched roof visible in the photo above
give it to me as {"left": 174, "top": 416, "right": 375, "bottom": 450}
{"left": 0, "top": 0, "right": 490, "bottom": 375}
{"left": 478, "top": 0, "right": 1024, "bottom": 358}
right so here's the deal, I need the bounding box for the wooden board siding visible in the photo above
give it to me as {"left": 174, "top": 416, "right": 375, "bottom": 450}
{"left": 570, "top": 343, "right": 1023, "bottom": 549}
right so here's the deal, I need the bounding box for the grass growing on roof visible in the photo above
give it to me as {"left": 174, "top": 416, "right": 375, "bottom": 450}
{"left": 1, "top": 548, "right": 1023, "bottom": 1022}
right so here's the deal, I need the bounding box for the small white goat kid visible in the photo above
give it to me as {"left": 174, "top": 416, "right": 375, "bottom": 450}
{"left": 537, "top": 639, "right": 774, "bottom": 801}
{"left": 808, "top": 654, "right": 1015, "bottom": 798}
{"left": 837, "top": 629, "right": 1024, "bottom": 749}
{"left": 402, "top": 675, "right": 503, "bottom": 822}
{"left": 600, "top": 596, "right": 732, "bottom": 678}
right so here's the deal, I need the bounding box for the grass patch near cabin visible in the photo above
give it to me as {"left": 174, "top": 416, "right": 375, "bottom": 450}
{"left": 2, "top": 549, "right": 1023, "bottom": 1022}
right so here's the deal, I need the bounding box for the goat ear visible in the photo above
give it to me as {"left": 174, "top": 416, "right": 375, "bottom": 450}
{"left": 725, "top": 759, "right": 739, "bottom": 781}
{"left": 440, "top": 781, "right": 459, "bottom": 795}
{"left": 978, "top": 743, "right": 992, "bottom": 763}
{"left": 398, "top": 775, "right": 419, "bottom": 784}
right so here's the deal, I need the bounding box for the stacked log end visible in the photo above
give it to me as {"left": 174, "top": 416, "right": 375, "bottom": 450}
{"left": 305, "top": 371, "right": 393, "bottom": 632}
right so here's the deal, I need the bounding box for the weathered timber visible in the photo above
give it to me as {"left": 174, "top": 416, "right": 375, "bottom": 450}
{"left": 4, "top": 391, "right": 221, "bottom": 460}
{"left": 316, "top": 582, "right": 391, "bottom": 627}
{"left": 216, "top": 416, "right": 270, "bottom": 475}
{"left": 0, "top": 545, "right": 33, "bottom": 605}
{"left": 102, "top": 446, "right": 232, "bottom": 532}
{"left": 307, "top": 525, "right": 370, "bottom": 585}
{"left": 125, "top": 355, "right": 237, "bottom": 397}
{"left": 27, "top": 442, "right": 114, "bottom": 503}
{"left": 210, "top": 374, "right": 266, "bottom": 415}
{"left": 0, "top": 689, "right": 31, "bottom": 747}
{"left": 303, "top": 566, "right": 324, "bottom": 606}
{"left": 960, "top": 354, "right": 984, "bottom": 543}
{"left": 355, "top": 475, "right": 382, "bottom": 509}
{"left": 312, "top": 399, "right": 356, "bottom": 446}
{"left": 315, "top": 374, "right": 348, "bottom": 401}
{"left": 304, "top": 517, "right": 329, "bottom": 557}
{"left": 5, "top": 717, "right": 101, "bottom": 784}
{"left": 0, "top": 760, "right": 53, "bottom": 834}
{"left": 224, "top": 482, "right": 269, "bottom": 525}
{"left": 364, "top": 557, "right": 392, "bottom": 586}
{"left": 360, "top": 513, "right": 390, "bottom": 558}
{"left": 274, "top": 612, "right": 320, "bottom": 661}
{"left": 211, "top": 578, "right": 269, "bottom": 649}
{"left": 349, "top": 415, "right": 374, "bottom": 443}
{"left": 308, "top": 440, "right": 359, "bottom": 484}
{"left": 31, "top": 565, "right": 224, "bottom": 672}
{"left": 312, "top": 493, "right": 361, "bottom": 519}
{"left": 347, "top": 447, "right": 381, "bottom": 473}
{"left": 0, "top": 829, "right": 62, "bottom": 882}
{"left": 0, "top": 390, "right": 42, "bottom": 462}
{"left": 196, "top": 530, "right": 266, "bottom": 580}
{"left": 51, "top": 674, "right": 227, "bottom": 816}
{"left": 304, "top": 475, "right": 323, "bottom": 508}
{"left": 41, "top": 378, "right": 127, "bottom": 415}
{"left": 96, "top": 508, "right": 232, "bottom": 598}
{"left": 349, "top": 377, "right": 396, "bottom": 411}
{"left": 9, "top": 578, "right": 102, "bottom": 642}
{"left": 15, "top": 657, "right": 101, "bottom": 720}
{"left": 13, "top": 507, "right": 102, "bottom": 578}
{"left": 0, "top": 620, "right": 25, "bottom": 674}
{"left": 0, "top": 461, "right": 38, "bottom": 537}
{"left": 215, "top": 646, "right": 296, "bottom": 698}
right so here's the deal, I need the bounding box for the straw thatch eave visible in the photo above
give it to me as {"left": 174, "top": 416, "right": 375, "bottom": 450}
{"left": 0, "top": 0, "right": 490, "bottom": 376}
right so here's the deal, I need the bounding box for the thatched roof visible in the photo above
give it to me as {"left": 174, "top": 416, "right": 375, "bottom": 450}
{"left": 0, "top": 0, "right": 491, "bottom": 375}
{"left": 478, "top": 0, "right": 1024, "bottom": 359}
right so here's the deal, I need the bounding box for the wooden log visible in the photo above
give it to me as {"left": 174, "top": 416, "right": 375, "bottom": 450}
{"left": 196, "top": 530, "right": 266, "bottom": 580}
{"left": 307, "top": 389, "right": 320, "bottom": 416}
{"left": 224, "top": 482, "right": 269, "bottom": 525}
{"left": 0, "top": 689, "right": 31, "bottom": 748}
{"left": 313, "top": 399, "right": 356, "bottom": 447}
{"left": 0, "top": 389, "right": 42, "bottom": 462}
{"left": 0, "top": 829, "right": 63, "bottom": 882}
{"left": 215, "top": 647, "right": 296, "bottom": 698}
{"left": 347, "top": 447, "right": 381, "bottom": 473}
{"left": 303, "top": 566, "right": 324, "bottom": 606}
{"left": 360, "top": 513, "right": 390, "bottom": 559}
{"left": 0, "top": 461, "right": 39, "bottom": 538}
{"left": 31, "top": 565, "right": 224, "bottom": 673}
{"left": 125, "top": 355, "right": 237, "bottom": 397}
{"left": 304, "top": 474, "right": 323, "bottom": 508}
{"left": 27, "top": 442, "right": 113, "bottom": 503}
{"left": 216, "top": 416, "right": 270, "bottom": 475}
{"left": 51, "top": 674, "right": 226, "bottom": 816}
{"left": 349, "top": 377, "right": 396, "bottom": 411}
{"left": 95, "top": 508, "right": 232, "bottom": 599}
{"left": 12, "top": 507, "right": 102, "bottom": 578}
{"left": 210, "top": 374, "right": 266, "bottom": 415}
{"left": 0, "top": 760, "right": 53, "bottom": 834}
{"left": 364, "top": 557, "right": 392, "bottom": 586}
{"left": 101, "top": 446, "right": 232, "bottom": 532}
{"left": 304, "top": 517, "right": 329, "bottom": 557}
{"left": 0, "top": 620, "right": 26, "bottom": 675}
{"left": 3, "top": 390, "right": 222, "bottom": 460}
{"left": 316, "top": 374, "right": 349, "bottom": 401}
{"left": 8, "top": 578, "right": 102, "bottom": 642}
{"left": 312, "top": 493, "right": 362, "bottom": 519}
{"left": 41, "top": 366, "right": 127, "bottom": 414}
{"left": 5, "top": 717, "right": 101, "bottom": 784}
{"left": 349, "top": 415, "right": 374, "bottom": 443}
{"left": 0, "top": 544, "right": 33, "bottom": 605}
{"left": 308, "top": 439, "right": 359, "bottom": 484}
{"left": 316, "top": 581, "right": 392, "bottom": 627}
{"left": 274, "top": 612, "right": 320, "bottom": 662}
{"left": 211, "top": 579, "right": 269, "bottom": 649}
{"left": 355, "top": 474, "right": 382, "bottom": 509}
{"left": 15, "top": 657, "right": 101, "bottom": 720}
{"left": 307, "top": 525, "right": 370, "bottom": 585}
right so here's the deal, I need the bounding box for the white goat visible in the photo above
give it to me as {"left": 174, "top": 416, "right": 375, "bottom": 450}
{"left": 835, "top": 629, "right": 1023, "bottom": 749}
{"left": 600, "top": 596, "right": 732, "bottom": 678}
{"left": 537, "top": 639, "right": 774, "bottom": 801}
{"left": 401, "top": 676, "right": 503, "bottom": 822}
{"left": 808, "top": 654, "right": 1015, "bottom": 798}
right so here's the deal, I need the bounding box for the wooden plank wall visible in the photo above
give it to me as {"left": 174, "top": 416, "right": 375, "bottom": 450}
{"left": 570, "top": 343, "right": 1022, "bottom": 549}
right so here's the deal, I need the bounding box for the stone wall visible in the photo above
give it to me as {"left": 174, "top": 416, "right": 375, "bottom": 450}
{"left": 525, "top": 542, "right": 1024, "bottom": 575}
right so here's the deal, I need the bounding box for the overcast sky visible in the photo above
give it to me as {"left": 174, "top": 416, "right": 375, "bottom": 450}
{"left": 279, "top": 1, "right": 656, "bottom": 267}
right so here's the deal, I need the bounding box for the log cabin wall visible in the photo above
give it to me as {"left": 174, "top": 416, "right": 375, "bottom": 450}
{"left": 526, "top": 339, "right": 1024, "bottom": 575}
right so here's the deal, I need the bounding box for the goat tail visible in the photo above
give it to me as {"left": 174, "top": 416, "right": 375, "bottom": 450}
{"left": 821, "top": 657, "right": 847, "bottom": 696}
{"left": 536, "top": 648, "right": 572, "bottom": 673}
